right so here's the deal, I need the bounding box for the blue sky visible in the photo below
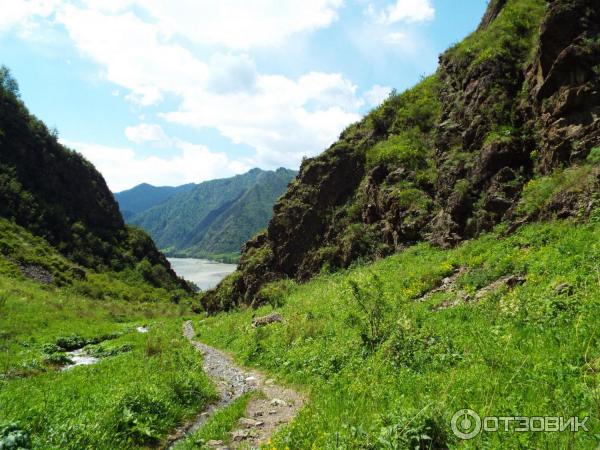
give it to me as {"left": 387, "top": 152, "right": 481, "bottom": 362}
{"left": 0, "top": 0, "right": 487, "bottom": 191}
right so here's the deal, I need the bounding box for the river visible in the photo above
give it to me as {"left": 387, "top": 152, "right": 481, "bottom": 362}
{"left": 168, "top": 258, "right": 237, "bottom": 291}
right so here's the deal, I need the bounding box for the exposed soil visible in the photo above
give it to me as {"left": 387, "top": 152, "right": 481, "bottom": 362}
{"left": 165, "top": 321, "right": 304, "bottom": 449}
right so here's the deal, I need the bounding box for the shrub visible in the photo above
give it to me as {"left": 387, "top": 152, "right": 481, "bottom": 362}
{"left": 256, "top": 279, "right": 295, "bottom": 308}
{"left": 516, "top": 165, "right": 595, "bottom": 216}
{"left": 85, "top": 344, "right": 132, "bottom": 358}
{"left": 446, "top": 0, "right": 547, "bottom": 68}
{"left": 43, "top": 352, "right": 73, "bottom": 366}
{"left": 0, "top": 423, "right": 30, "bottom": 450}
{"left": 382, "top": 322, "right": 462, "bottom": 371}
{"left": 113, "top": 392, "right": 168, "bottom": 445}
{"left": 55, "top": 335, "right": 88, "bottom": 351}
{"left": 168, "top": 371, "right": 211, "bottom": 407}
{"left": 0, "top": 66, "right": 20, "bottom": 98}
{"left": 346, "top": 273, "right": 392, "bottom": 351}
{"left": 366, "top": 131, "right": 428, "bottom": 170}
{"left": 587, "top": 146, "right": 600, "bottom": 165}
{"left": 378, "top": 410, "right": 448, "bottom": 450}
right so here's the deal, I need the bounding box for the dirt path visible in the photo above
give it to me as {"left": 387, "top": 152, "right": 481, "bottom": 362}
{"left": 166, "top": 321, "right": 304, "bottom": 449}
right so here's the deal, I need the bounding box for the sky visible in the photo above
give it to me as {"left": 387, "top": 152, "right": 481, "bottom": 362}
{"left": 0, "top": 0, "right": 487, "bottom": 192}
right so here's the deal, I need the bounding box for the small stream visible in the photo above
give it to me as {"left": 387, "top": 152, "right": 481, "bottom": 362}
{"left": 60, "top": 326, "right": 148, "bottom": 371}
{"left": 62, "top": 349, "right": 99, "bottom": 370}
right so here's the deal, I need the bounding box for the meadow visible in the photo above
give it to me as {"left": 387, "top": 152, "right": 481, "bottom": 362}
{"left": 196, "top": 219, "right": 600, "bottom": 449}
{"left": 0, "top": 219, "right": 215, "bottom": 449}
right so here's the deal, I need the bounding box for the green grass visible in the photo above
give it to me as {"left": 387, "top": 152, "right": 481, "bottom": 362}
{"left": 173, "top": 393, "right": 255, "bottom": 449}
{"left": 196, "top": 220, "right": 600, "bottom": 449}
{"left": 0, "top": 219, "right": 215, "bottom": 449}
{"left": 516, "top": 164, "right": 599, "bottom": 216}
{"left": 446, "top": 0, "right": 547, "bottom": 69}
{"left": 0, "top": 274, "right": 217, "bottom": 449}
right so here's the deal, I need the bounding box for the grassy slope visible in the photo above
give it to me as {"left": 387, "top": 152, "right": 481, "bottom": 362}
{"left": 196, "top": 219, "right": 600, "bottom": 449}
{"left": 0, "top": 220, "right": 215, "bottom": 449}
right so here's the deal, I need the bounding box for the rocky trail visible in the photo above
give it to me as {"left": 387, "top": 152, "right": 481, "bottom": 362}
{"left": 166, "top": 321, "right": 304, "bottom": 449}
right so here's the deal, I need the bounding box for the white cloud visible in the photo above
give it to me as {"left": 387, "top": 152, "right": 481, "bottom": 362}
{"left": 56, "top": 5, "right": 209, "bottom": 106}
{"left": 125, "top": 123, "right": 171, "bottom": 147}
{"left": 130, "top": 0, "right": 344, "bottom": 49}
{"left": 364, "top": 84, "right": 392, "bottom": 106}
{"left": 379, "top": 0, "right": 435, "bottom": 24}
{"left": 0, "top": 0, "right": 59, "bottom": 32}
{"left": 4, "top": 1, "right": 370, "bottom": 173}
{"left": 63, "top": 139, "right": 250, "bottom": 192}
{"left": 161, "top": 72, "right": 362, "bottom": 168}
{"left": 206, "top": 53, "right": 258, "bottom": 94}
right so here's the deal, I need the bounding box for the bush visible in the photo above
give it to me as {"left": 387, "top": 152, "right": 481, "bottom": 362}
{"left": 0, "top": 66, "right": 20, "bottom": 98}
{"left": 446, "top": 0, "right": 546, "bottom": 68}
{"left": 0, "top": 423, "right": 30, "bottom": 450}
{"left": 256, "top": 279, "right": 295, "bottom": 308}
{"left": 378, "top": 411, "right": 448, "bottom": 450}
{"left": 43, "top": 352, "right": 73, "bottom": 366}
{"left": 113, "top": 392, "right": 168, "bottom": 445}
{"left": 587, "top": 146, "right": 600, "bottom": 165}
{"left": 516, "top": 165, "right": 595, "bottom": 216}
{"left": 366, "top": 131, "right": 428, "bottom": 170}
{"left": 346, "top": 273, "right": 392, "bottom": 351}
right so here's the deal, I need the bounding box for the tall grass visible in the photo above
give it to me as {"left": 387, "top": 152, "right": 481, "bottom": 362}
{"left": 197, "top": 220, "right": 600, "bottom": 449}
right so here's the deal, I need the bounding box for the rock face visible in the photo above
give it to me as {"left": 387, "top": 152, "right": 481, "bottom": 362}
{"left": 204, "top": 0, "right": 600, "bottom": 311}
{"left": 522, "top": 0, "right": 600, "bottom": 173}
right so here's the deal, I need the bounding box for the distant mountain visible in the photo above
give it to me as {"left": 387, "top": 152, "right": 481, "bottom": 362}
{"left": 120, "top": 168, "right": 297, "bottom": 259}
{"left": 115, "top": 183, "right": 196, "bottom": 220}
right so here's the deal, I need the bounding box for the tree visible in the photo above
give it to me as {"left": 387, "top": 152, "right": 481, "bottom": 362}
{"left": 0, "top": 66, "right": 20, "bottom": 98}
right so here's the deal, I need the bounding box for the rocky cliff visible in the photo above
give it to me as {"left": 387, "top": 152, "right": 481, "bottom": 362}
{"left": 204, "top": 0, "right": 600, "bottom": 311}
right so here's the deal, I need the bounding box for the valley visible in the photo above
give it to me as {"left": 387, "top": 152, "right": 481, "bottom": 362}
{"left": 1, "top": 0, "right": 600, "bottom": 448}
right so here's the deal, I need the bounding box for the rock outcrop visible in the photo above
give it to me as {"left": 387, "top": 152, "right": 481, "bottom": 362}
{"left": 204, "top": 0, "right": 600, "bottom": 311}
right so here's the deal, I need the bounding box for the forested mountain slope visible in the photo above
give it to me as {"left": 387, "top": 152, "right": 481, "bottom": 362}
{"left": 0, "top": 69, "right": 187, "bottom": 290}
{"left": 128, "top": 168, "right": 297, "bottom": 259}
{"left": 115, "top": 183, "right": 196, "bottom": 220}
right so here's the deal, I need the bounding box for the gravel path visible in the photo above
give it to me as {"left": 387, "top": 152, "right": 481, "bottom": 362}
{"left": 165, "top": 321, "right": 304, "bottom": 449}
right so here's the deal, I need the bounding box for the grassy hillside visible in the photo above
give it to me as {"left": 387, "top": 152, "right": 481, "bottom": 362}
{"left": 129, "top": 168, "right": 297, "bottom": 259}
{"left": 0, "top": 218, "right": 213, "bottom": 449}
{"left": 195, "top": 218, "right": 600, "bottom": 448}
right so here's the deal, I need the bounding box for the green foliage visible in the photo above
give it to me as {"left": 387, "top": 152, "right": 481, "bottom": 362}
{"left": 0, "top": 66, "right": 19, "bottom": 98}
{"left": 587, "top": 146, "right": 600, "bottom": 165}
{"left": 517, "top": 165, "right": 597, "bottom": 216}
{"left": 365, "top": 76, "right": 439, "bottom": 172}
{"left": 483, "top": 125, "right": 519, "bottom": 146}
{"left": 447, "top": 0, "right": 547, "bottom": 68}
{"left": 0, "top": 70, "right": 183, "bottom": 289}
{"left": 0, "top": 423, "right": 30, "bottom": 450}
{"left": 0, "top": 275, "right": 216, "bottom": 448}
{"left": 173, "top": 393, "right": 255, "bottom": 449}
{"left": 378, "top": 409, "right": 448, "bottom": 450}
{"left": 366, "top": 131, "right": 428, "bottom": 170}
{"left": 196, "top": 220, "right": 600, "bottom": 448}
{"left": 346, "top": 273, "right": 392, "bottom": 351}
{"left": 127, "top": 168, "right": 296, "bottom": 258}
{"left": 257, "top": 279, "right": 295, "bottom": 309}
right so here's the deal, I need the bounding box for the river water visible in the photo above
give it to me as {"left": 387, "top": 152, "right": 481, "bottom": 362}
{"left": 168, "top": 258, "right": 237, "bottom": 291}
